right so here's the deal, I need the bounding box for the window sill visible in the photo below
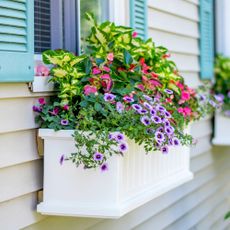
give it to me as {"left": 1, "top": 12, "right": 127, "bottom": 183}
{"left": 37, "top": 128, "right": 193, "bottom": 218}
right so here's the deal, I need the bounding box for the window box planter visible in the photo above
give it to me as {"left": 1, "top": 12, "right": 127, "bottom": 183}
{"left": 37, "top": 128, "right": 193, "bottom": 218}
{"left": 31, "top": 76, "right": 55, "bottom": 93}
{"left": 213, "top": 112, "right": 230, "bottom": 145}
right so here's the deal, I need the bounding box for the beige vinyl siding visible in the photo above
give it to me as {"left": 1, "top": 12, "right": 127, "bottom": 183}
{"left": 1, "top": 1, "right": 230, "bottom": 230}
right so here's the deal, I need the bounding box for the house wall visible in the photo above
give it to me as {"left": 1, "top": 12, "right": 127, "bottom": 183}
{"left": 0, "top": 0, "right": 230, "bottom": 230}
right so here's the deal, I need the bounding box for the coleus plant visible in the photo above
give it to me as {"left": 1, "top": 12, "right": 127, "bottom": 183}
{"left": 214, "top": 54, "right": 230, "bottom": 116}
{"left": 34, "top": 13, "right": 218, "bottom": 170}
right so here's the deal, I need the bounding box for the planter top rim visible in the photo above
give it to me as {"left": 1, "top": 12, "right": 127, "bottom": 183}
{"left": 38, "top": 128, "right": 75, "bottom": 138}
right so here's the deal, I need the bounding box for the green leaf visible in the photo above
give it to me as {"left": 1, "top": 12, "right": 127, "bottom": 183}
{"left": 85, "top": 58, "right": 92, "bottom": 75}
{"left": 85, "top": 12, "right": 97, "bottom": 26}
{"left": 124, "top": 49, "right": 133, "bottom": 65}
{"left": 80, "top": 100, "right": 88, "bottom": 108}
{"left": 94, "top": 102, "right": 102, "bottom": 112}
{"left": 224, "top": 211, "right": 230, "bottom": 220}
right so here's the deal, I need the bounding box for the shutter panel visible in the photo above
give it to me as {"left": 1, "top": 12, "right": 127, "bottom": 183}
{"left": 0, "top": 0, "right": 34, "bottom": 82}
{"left": 200, "top": 0, "right": 214, "bottom": 80}
{"left": 130, "top": 0, "right": 147, "bottom": 40}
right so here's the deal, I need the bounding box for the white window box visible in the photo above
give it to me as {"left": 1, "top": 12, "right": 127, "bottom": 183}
{"left": 37, "top": 128, "right": 193, "bottom": 218}
{"left": 213, "top": 112, "right": 230, "bottom": 145}
{"left": 31, "top": 76, "right": 55, "bottom": 92}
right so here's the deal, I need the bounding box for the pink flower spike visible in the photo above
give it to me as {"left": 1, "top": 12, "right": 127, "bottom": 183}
{"left": 107, "top": 53, "right": 114, "bottom": 62}
{"left": 132, "top": 31, "right": 138, "bottom": 38}
{"left": 83, "top": 85, "right": 97, "bottom": 95}
{"left": 35, "top": 65, "right": 49, "bottom": 76}
{"left": 92, "top": 67, "right": 101, "bottom": 75}
{"left": 184, "top": 107, "right": 192, "bottom": 116}
{"left": 38, "top": 97, "right": 46, "bottom": 105}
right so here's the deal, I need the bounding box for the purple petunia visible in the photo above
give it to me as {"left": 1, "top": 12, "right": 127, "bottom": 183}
{"left": 123, "top": 96, "right": 134, "bottom": 103}
{"left": 60, "top": 119, "right": 69, "bottom": 126}
{"left": 228, "top": 91, "right": 230, "bottom": 98}
{"left": 32, "top": 105, "right": 42, "bottom": 112}
{"left": 164, "top": 111, "right": 172, "bottom": 118}
{"left": 157, "top": 126, "right": 164, "bottom": 133}
{"left": 138, "top": 109, "right": 148, "bottom": 115}
{"left": 132, "top": 104, "right": 142, "bottom": 111}
{"left": 165, "top": 126, "right": 174, "bottom": 135}
{"left": 156, "top": 105, "right": 166, "bottom": 112}
{"left": 209, "top": 100, "right": 217, "bottom": 108}
{"left": 150, "top": 109, "right": 157, "bottom": 116}
{"left": 143, "top": 95, "right": 152, "bottom": 101}
{"left": 164, "top": 120, "right": 171, "bottom": 127}
{"left": 115, "top": 132, "right": 125, "bottom": 142}
{"left": 155, "top": 131, "right": 165, "bottom": 142}
{"left": 93, "top": 152, "right": 104, "bottom": 161}
{"left": 143, "top": 102, "right": 152, "bottom": 110}
{"left": 172, "top": 137, "right": 180, "bottom": 146}
{"left": 141, "top": 116, "right": 151, "bottom": 126}
{"left": 116, "top": 102, "right": 125, "bottom": 113}
{"left": 161, "top": 146, "right": 169, "bottom": 154}
{"left": 164, "top": 89, "right": 173, "bottom": 94}
{"left": 104, "top": 93, "right": 116, "bottom": 101}
{"left": 119, "top": 142, "right": 128, "bottom": 152}
{"left": 101, "top": 163, "right": 108, "bottom": 172}
{"left": 214, "top": 94, "right": 224, "bottom": 102}
{"left": 151, "top": 115, "right": 162, "bottom": 124}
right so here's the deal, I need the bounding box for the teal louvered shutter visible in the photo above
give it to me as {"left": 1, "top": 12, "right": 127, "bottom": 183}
{"left": 199, "top": 0, "right": 214, "bottom": 80}
{"left": 0, "top": 0, "right": 34, "bottom": 82}
{"left": 130, "top": 0, "right": 147, "bottom": 40}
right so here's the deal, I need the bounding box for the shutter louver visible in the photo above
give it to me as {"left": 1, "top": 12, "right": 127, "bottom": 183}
{"left": 0, "top": 0, "right": 34, "bottom": 82}
{"left": 200, "top": 0, "right": 214, "bottom": 80}
{"left": 130, "top": 0, "right": 147, "bottom": 40}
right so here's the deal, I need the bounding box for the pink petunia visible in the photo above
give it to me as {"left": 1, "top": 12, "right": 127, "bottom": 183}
{"left": 132, "top": 31, "right": 138, "bottom": 38}
{"left": 137, "top": 84, "right": 145, "bottom": 91}
{"left": 107, "top": 53, "right": 114, "bottom": 62}
{"left": 35, "top": 65, "right": 49, "bottom": 76}
{"left": 181, "top": 91, "right": 190, "bottom": 101}
{"left": 83, "top": 85, "right": 97, "bottom": 95}
{"left": 38, "top": 97, "right": 46, "bottom": 105}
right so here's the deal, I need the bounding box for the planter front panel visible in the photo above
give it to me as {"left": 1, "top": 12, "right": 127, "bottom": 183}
{"left": 37, "top": 129, "right": 193, "bottom": 218}
{"left": 213, "top": 112, "right": 230, "bottom": 145}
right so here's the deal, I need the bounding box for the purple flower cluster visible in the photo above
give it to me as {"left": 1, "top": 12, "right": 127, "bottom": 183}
{"left": 130, "top": 99, "right": 181, "bottom": 154}
{"left": 108, "top": 132, "right": 128, "bottom": 153}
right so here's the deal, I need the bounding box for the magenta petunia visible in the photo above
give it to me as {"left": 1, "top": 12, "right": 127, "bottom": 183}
{"left": 38, "top": 97, "right": 46, "bottom": 105}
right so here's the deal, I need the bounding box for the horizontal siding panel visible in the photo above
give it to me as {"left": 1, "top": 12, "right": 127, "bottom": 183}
{"left": 0, "top": 8, "right": 26, "bottom": 19}
{"left": 148, "top": 29, "right": 199, "bottom": 55}
{"left": 0, "top": 97, "right": 39, "bottom": 133}
{"left": 148, "top": 0, "right": 199, "bottom": 22}
{"left": 0, "top": 160, "right": 43, "bottom": 203}
{"left": 0, "top": 0, "right": 26, "bottom": 11}
{"left": 0, "top": 83, "right": 54, "bottom": 99}
{"left": 180, "top": 71, "right": 202, "bottom": 88}
{"left": 196, "top": 200, "right": 230, "bottom": 229}
{"left": 134, "top": 170, "right": 230, "bottom": 230}
{"left": 170, "top": 52, "right": 199, "bottom": 72}
{"left": 0, "top": 192, "right": 45, "bottom": 230}
{"left": 0, "top": 129, "right": 41, "bottom": 168}
{"left": 148, "top": 8, "right": 199, "bottom": 38}
{"left": 164, "top": 182, "right": 230, "bottom": 230}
